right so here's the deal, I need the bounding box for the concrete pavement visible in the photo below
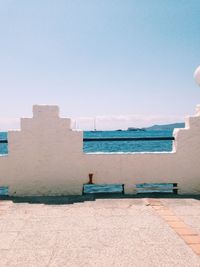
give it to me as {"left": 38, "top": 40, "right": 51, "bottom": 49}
{"left": 0, "top": 198, "right": 200, "bottom": 267}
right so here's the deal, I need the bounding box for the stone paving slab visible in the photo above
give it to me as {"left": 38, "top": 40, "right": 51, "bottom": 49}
{"left": 160, "top": 198, "right": 200, "bottom": 235}
{"left": 0, "top": 198, "right": 200, "bottom": 267}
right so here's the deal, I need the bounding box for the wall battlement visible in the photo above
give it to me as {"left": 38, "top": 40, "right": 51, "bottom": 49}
{"left": 33, "top": 105, "right": 60, "bottom": 118}
{"left": 0, "top": 105, "right": 200, "bottom": 196}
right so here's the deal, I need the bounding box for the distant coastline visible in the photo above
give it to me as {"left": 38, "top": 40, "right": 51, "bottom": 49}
{"left": 145, "top": 122, "right": 185, "bottom": 131}
{"left": 127, "top": 127, "right": 146, "bottom": 131}
{"left": 127, "top": 122, "right": 185, "bottom": 132}
{"left": 0, "top": 122, "right": 185, "bottom": 133}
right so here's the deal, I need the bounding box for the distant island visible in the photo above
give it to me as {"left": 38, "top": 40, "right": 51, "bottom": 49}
{"left": 145, "top": 122, "right": 185, "bottom": 131}
{"left": 127, "top": 127, "right": 146, "bottom": 131}
{"left": 127, "top": 123, "right": 185, "bottom": 131}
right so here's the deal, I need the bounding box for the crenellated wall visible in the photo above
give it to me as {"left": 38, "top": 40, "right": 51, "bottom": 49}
{"left": 0, "top": 105, "right": 200, "bottom": 196}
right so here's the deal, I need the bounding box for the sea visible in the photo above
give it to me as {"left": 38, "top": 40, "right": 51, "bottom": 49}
{"left": 83, "top": 130, "right": 173, "bottom": 153}
{"left": 0, "top": 130, "right": 173, "bottom": 154}
{"left": 0, "top": 130, "right": 174, "bottom": 194}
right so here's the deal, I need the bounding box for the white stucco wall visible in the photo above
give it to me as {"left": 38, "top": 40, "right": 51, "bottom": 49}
{"left": 0, "top": 105, "right": 200, "bottom": 196}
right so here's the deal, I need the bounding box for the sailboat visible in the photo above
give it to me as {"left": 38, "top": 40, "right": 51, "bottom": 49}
{"left": 92, "top": 117, "right": 102, "bottom": 132}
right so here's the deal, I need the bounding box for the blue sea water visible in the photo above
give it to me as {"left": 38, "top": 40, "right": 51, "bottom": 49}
{"left": 83, "top": 130, "right": 173, "bottom": 153}
{"left": 0, "top": 132, "right": 8, "bottom": 154}
{"left": 0, "top": 130, "right": 173, "bottom": 155}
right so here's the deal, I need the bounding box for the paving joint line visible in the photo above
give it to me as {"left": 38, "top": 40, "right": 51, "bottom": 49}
{"left": 147, "top": 198, "right": 200, "bottom": 256}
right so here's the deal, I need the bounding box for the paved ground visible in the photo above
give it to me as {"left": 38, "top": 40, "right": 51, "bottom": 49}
{"left": 0, "top": 197, "right": 200, "bottom": 267}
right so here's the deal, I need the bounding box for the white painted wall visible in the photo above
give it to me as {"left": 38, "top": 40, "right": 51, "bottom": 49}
{"left": 0, "top": 105, "right": 200, "bottom": 196}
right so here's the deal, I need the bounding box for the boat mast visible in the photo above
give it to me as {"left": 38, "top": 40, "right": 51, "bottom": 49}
{"left": 94, "top": 117, "right": 97, "bottom": 131}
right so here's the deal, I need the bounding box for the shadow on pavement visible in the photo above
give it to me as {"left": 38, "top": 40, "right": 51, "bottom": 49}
{"left": 0, "top": 193, "right": 200, "bottom": 205}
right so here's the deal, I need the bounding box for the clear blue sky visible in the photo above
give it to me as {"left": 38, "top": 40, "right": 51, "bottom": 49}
{"left": 0, "top": 0, "right": 200, "bottom": 129}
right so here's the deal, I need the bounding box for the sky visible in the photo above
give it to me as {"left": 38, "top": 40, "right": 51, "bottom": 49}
{"left": 0, "top": 0, "right": 200, "bottom": 130}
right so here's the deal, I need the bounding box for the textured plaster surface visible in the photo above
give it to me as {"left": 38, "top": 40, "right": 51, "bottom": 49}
{"left": 0, "top": 198, "right": 200, "bottom": 266}
{"left": 0, "top": 105, "right": 200, "bottom": 196}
